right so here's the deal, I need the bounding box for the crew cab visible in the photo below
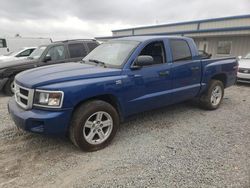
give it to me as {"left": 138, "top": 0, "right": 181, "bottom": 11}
{"left": 8, "top": 36, "right": 238, "bottom": 151}
{"left": 0, "top": 39, "right": 99, "bottom": 95}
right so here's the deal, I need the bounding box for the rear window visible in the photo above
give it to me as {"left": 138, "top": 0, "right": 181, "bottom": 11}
{"left": 68, "top": 43, "right": 87, "bottom": 58}
{"left": 170, "top": 39, "right": 192, "bottom": 62}
{"left": 86, "top": 42, "right": 98, "bottom": 52}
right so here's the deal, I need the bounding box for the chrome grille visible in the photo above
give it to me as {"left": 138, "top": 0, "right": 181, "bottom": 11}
{"left": 14, "top": 82, "right": 34, "bottom": 110}
{"left": 238, "top": 68, "right": 250, "bottom": 74}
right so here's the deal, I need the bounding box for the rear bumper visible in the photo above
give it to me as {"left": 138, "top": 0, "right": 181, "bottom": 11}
{"left": 0, "top": 78, "right": 8, "bottom": 90}
{"left": 8, "top": 97, "right": 73, "bottom": 136}
{"left": 237, "top": 72, "right": 250, "bottom": 83}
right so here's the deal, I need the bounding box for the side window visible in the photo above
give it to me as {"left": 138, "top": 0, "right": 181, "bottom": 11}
{"left": 170, "top": 39, "right": 192, "bottom": 62}
{"left": 0, "top": 39, "right": 7, "bottom": 48}
{"left": 139, "top": 41, "right": 166, "bottom": 64}
{"left": 86, "top": 42, "right": 98, "bottom": 52}
{"left": 46, "top": 45, "right": 66, "bottom": 61}
{"left": 68, "top": 43, "right": 87, "bottom": 58}
{"left": 29, "top": 48, "right": 35, "bottom": 54}
{"left": 17, "top": 49, "right": 34, "bottom": 57}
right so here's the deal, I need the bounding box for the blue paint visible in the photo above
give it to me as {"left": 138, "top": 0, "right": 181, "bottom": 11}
{"left": 8, "top": 36, "right": 238, "bottom": 136}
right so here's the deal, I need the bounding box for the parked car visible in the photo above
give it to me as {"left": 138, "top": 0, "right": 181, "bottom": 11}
{"left": 0, "top": 39, "right": 99, "bottom": 95}
{"left": 237, "top": 52, "right": 250, "bottom": 83}
{"left": 8, "top": 36, "right": 238, "bottom": 151}
{"left": 0, "top": 47, "right": 36, "bottom": 62}
{"left": 0, "top": 37, "right": 51, "bottom": 55}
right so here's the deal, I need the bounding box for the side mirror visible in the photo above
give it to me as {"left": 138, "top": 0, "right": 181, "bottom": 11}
{"left": 132, "top": 55, "right": 154, "bottom": 69}
{"left": 238, "top": 56, "right": 242, "bottom": 60}
{"left": 43, "top": 55, "right": 51, "bottom": 62}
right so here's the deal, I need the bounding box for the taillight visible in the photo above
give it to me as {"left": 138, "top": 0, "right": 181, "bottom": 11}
{"left": 233, "top": 65, "right": 238, "bottom": 71}
{"left": 233, "top": 61, "right": 239, "bottom": 73}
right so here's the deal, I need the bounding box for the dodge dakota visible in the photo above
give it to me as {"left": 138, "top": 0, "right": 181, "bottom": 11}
{"left": 8, "top": 36, "right": 238, "bottom": 151}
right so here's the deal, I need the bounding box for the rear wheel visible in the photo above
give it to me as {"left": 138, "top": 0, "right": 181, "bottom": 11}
{"left": 3, "top": 77, "right": 15, "bottom": 96}
{"left": 199, "top": 79, "right": 224, "bottom": 110}
{"left": 69, "top": 100, "right": 119, "bottom": 151}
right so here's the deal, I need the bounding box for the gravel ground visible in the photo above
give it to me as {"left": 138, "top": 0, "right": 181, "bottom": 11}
{"left": 0, "top": 85, "right": 249, "bottom": 188}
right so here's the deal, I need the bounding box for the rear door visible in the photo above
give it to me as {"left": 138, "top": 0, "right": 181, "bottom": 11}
{"left": 170, "top": 39, "right": 202, "bottom": 102}
{"left": 67, "top": 42, "right": 88, "bottom": 62}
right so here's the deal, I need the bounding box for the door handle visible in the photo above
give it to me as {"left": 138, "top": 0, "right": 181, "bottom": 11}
{"left": 190, "top": 66, "right": 200, "bottom": 71}
{"left": 133, "top": 74, "right": 142, "bottom": 78}
{"left": 159, "top": 70, "right": 170, "bottom": 77}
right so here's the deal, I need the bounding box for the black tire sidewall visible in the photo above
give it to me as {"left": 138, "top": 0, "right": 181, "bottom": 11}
{"left": 4, "top": 77, "right": 15, "bottom": 96}
{"left": 201, "top": 80, "right": 224, "bottom": 110}
{"left": 71, "top": 100, "right": 119, "bottom": 151}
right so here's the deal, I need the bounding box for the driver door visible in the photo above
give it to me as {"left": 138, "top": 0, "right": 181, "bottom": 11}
{"left": 41, "top": 45, "right": 67, "bottom": 66}
{"left": 123, "top": 41, "right": 172, "bottom": 116}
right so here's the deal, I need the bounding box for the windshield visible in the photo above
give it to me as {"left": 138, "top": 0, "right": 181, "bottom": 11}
{"left": 29, "top": 46, "right": 47, "bottom": 59}
{"left": 244, "top": 53, "right": 250, "bottom": 59}
{"left": 83, "top": 40, "right": 140, "bottom": 67}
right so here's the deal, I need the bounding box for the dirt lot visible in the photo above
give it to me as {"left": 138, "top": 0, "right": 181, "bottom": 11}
{"left": 0, "top": 85, "right": 249, "bottom": 188}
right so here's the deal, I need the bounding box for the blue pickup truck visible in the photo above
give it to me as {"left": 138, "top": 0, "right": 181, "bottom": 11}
{"left": 8, "top": 36, "right": 238, "bottom": 151}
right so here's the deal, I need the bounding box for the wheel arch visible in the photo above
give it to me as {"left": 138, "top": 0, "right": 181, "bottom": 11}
{"left": 72, "top": 94, "right": 124, "bottom": 122}
{"left": 211, "top": 73, "right": 227, "bottom": 87}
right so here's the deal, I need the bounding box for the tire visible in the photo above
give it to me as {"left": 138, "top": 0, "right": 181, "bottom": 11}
{"left": 199, "top": 79, "right": 224, "bottom": 110}
{"left": 69, "top": 100, "right": 119, "bottom": 152}
{"left": 3, "top": 77, "right": 15, "bottom": 96}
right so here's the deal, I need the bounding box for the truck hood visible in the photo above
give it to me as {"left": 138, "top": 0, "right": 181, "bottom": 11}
{"left": 0, "top": 58, "right": 37, "bottom": 69}
{"left": 16, "top": 62, "right": 122, "bottom": 88}
{"left": 239, "top": 59, "right": 250, "bottom": 69}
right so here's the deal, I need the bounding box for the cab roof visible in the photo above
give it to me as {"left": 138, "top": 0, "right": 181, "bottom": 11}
{"left": 37, "top": 39, "right": 97, "bottom": 48}
{"left": 52, "top": 39, "right": 96, "bottom": 44}
{"left": 112, "top": 35, "right": 190, "bottom": 42}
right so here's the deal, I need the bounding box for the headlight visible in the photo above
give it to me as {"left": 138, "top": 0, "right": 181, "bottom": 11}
{"left": 33, "top": 90, "right": 64, "bottom": 108}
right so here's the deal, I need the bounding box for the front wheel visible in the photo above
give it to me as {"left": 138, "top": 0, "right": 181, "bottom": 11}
{"left": 199, "top": 79, "right": 224, "bottom": 110}
{"left": 3, "top": 77, "right": 15, "bottom": 96}
{"left": 69, "top": 100, "right": 119, "bottom": 151}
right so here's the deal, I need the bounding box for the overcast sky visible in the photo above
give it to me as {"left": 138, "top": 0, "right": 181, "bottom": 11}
{"left": 0, "top": 0, "right": 250, "bottom": 40}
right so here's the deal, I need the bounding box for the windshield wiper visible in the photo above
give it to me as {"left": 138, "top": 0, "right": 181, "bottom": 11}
{"left": 88, "top": 59, "right": 106, "bottom": 67}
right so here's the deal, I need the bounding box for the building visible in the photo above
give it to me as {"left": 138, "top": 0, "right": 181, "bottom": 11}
{"left": 96, "top": 15, "right": 250, "bottom": 58}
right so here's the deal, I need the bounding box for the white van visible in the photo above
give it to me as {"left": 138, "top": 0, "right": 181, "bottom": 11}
{"left": 0, "top": 37, "right": 52, "bottom": 55}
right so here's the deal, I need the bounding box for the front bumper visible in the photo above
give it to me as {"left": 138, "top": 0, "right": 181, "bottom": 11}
{"left": 0, "top": 78, "right": 8, "bottom": 90}
{"left": 237, "top": 72, "right": 250, "bottom": 83}
{"left": 8, "top": 97, "right": 73, "bottom": 136}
